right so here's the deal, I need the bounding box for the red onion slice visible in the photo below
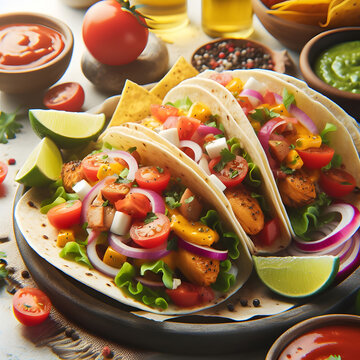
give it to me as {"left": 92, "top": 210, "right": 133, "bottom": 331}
{"left": 293, "top": 203, "right": 360, "bottom": 253}
{"left": 240, "top": 88, "right": 264, "bottom": 106}
{"left": 258, "top": 118, "right": 287, "bottom": 154}
{"left": 103, "top": 150, "right": 138, "bottom": 181}
{"left": 337, "top": 231, "right": 360, "bottom": 279}
{"left": 197, "top": 124, "right": 223, "bottom": 136}
{"left": 179, "top": 140, "right": 203, "bottom": 163}
{"left": 87, "top": 233, "right": 120, "bottom": 278}
{"left": 178, "top": 237, "right": 228, "bottom": 261}
{"left": 129, "top": 187, "right": 165, "bottom": 214}
{"left": 109, "top": 233, "right": 170, "bottom": 259}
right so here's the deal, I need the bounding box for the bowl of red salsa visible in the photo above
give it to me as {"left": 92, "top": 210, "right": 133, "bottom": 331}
{"left": 266, "top": 314, "right": 360, "bottom": 360}
{"left": 0, "top": 12, "right": 73, "bottom": 94}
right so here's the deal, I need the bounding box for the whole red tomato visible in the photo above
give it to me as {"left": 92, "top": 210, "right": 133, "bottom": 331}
{"left": 82, "top": 0, "right": 149, "bottom": 66}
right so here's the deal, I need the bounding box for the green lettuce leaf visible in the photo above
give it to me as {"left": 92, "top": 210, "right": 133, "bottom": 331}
{"left": 114, "top": 262, "right": 168, "bottom": 310}
{"left": 140, "top": 260, "right": 174, "bottom": 289}
{"left": 211, "top": 260, "right": 236, "bottom": 292}
{"left": 166, "top": 96, "right": 193, "bottom": 112}
{"left": 59, "top": 241, "right": 92, "bottom": 268}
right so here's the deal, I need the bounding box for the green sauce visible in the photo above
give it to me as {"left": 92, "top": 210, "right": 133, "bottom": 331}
{"left": 314, "top": 40, "right": 360, "bottom": 94}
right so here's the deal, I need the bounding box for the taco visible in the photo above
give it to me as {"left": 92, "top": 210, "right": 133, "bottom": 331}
{"left": 108, "top": 82, "right": 292, "bottom": 254}
{"left": 192, "top": 69, "right": 360, "bottom": 247}
{"left": 15, "top": 130, "right": 252, "bottom": 315}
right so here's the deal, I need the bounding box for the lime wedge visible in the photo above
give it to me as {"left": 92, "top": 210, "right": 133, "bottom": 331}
{"left": 15, "top": 137, "right": 63, "bottom": 187}
{"left": 29, "top": 109, "right": 106, "bottom": 149}
{"left": 253, "top": 255, "right": 340, "bottom": 298}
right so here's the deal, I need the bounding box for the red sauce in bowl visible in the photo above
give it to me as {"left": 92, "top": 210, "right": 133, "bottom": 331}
{"left": 278, "top": 325, "right": 360, "bottom": 360}
{"left": 0, "top": 23, "right": 65, "bottom": 70}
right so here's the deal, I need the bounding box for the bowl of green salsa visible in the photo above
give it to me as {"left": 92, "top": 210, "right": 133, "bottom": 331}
{"left": 300, "top": 27, "right": 360, "bottom": 121}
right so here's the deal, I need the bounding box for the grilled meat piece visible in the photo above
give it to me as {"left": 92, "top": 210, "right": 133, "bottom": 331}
{"left": 61, "top": 160, "right": 85, "bottom": 193}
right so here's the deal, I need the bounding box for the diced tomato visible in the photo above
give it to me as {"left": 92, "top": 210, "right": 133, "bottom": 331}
{"left": 0, "top": 161, "right": 8, "bottom": 184}
{"left": 177, "top": 116, "right": 201, "bottom": 140}
{"left": 263, "top": 90, "right": 276, "bottom": 106}
{"left": 237, "top": 96, "right": 254, "bottom": 115}
{"left": 254, "top": 218, "right": 280, "bottom": 247}
{"left": 130, "top": 213, "right": 170, "bottom": 248}
{"left": 297, "top": 144, "right": 335, "bottom": 169}
{"left": 81, "top": 153, "right": 108, "bottom": 182}
{"left": 209, "top": 155, "right": 248, "bottom": 188}
{"left": 13, "top": 287, "right": 52, "bottom": 326}
{"left": 47, "top": 200, "right": 82, "bottom": 229}
{"left": 162, "top": 116, "right": 179, "bottom": 130}
{"left": 150, "top": 104, "right": 179, "bottom": 123}
{"left": 101, "top": 179, "right": 131, "bottom": 203}
{"left": 320, "top": 168, "right": 356, "bottom": 198}
{"left": 166, "top": 282, "right": 215, "bottom": 308}
{"left": 135, "top": 166, "right": 171, "bottom": 192}
{"left": 115, "top": 192, "right": 152, "bottom": 219}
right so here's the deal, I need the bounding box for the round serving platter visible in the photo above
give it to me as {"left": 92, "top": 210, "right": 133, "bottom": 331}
{"left": 12, "top": 185, "right": 360, "bottom": 356}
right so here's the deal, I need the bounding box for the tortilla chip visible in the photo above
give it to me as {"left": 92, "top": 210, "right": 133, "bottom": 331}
{"left": 267, "top": 9, "right": 327, "bottom": 25}
{"left": 149, "top": 56, "right": 199, "bottom": 100}
{"left": 107, "top": 80, "right": 161, "bottom": 128}
{"left": 271, "top": 0, "right": 330, "bottom": 13}
{"left": 321, "top": 0, "right": 360, "bottom": 27}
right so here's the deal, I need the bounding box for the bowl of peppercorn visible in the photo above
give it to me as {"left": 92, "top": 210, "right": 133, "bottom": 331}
{"left": 191, "top": 38, "right": 294, "bottom": 74}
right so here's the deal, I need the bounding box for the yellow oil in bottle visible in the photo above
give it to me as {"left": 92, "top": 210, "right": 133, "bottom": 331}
{"left": 202, "top": 0, "right": 253, "bottom": 38}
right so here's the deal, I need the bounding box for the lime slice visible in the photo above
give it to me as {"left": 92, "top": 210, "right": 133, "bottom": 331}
{"left": 29, "top": 109, "right": 106, "bottom": 149}
{"left": 15, "top": 137, "right": 63, "bottom": 187}
{"left": 253, "top": 255, "right": 340, "bottom": 298}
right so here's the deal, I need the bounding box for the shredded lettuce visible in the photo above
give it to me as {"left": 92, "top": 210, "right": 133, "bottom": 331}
{"left": 114, "top": 262, "right": 168, "bottom": 310}
{"left": 166, "top": 96, "right": 193, "bottom": 112}
{"left": 59, "top": 241, "right": 92, "bottom": 268}
{"left": 211, "top": 260, "right": 236, "bottom": 292}
{"left": 140, "top": 260, "right": 174, "bottom": 289}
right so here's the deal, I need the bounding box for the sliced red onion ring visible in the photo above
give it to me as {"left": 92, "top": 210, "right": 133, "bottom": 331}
{"left": 129, "top": 187, "right": 165, "bottom": 214}
{"left": 293, "top": 203, "right": 360, "bottom": 253}
{"left": 103, "top": 150, "right": 138, "bottom": 181}
{"left": 240, "top": 88, "right": 264, "bottom": 107}
{"left": 179, "top": 140, "right": 203, "bottom": 163}
{"left": 273, "top": 93, "right": 318, "bottom": 134}
{"left": 337, "top": 231, "right": 360, "bottom": 279}
{"left": 258, "top": 118, "right": 287, "bottom": 154}
{"left": 109, "top": 233, "right": 170, "bottom": 259}
{"left": 87, "top": 229, "right": 100, "bottom": 245}
{"left": 87, "top": 233, "right": 120, "bottom": 277}
{"left": 178, "top": 237, "right": 228, "bottom": 261}
{"left": 197, "top": 124, "right": 223, "bottom": 136}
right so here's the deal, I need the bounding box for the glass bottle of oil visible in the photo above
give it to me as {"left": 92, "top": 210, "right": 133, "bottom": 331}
{"left": 202, "top": 0, "right": 254, "bottom": 38}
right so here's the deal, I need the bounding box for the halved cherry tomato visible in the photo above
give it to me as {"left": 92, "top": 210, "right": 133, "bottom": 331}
{"left": 150, "top": 104, "right": 179, "bottom": 123}
{"left": 320, "top": 168, "right": 356, "bottom": 198}
{"left": 209, "top": 155, "right": 248, "bottom": 188}
{"left": 101, "top": 179, "right": 131, "bottom": 203}
{"left": 135, "top": 166, "right": 170, "bottom": 192}
{"left": 43, "top": 82, "right": 85, "bottom": 112}
{"left": 263, "top": 90, "right": 276, "bottom": 106}
{"left": 130, "top": 213, "right": 170, "bottom": 248}
{"left": 297, "top": 144, "right": 335, "bottom": 169}
{"left": 115, "top": 192, "right": 152, "bottom": 219}
{"left": 254, "top": 218, "right": 280, "bottom": 247}
{"left": 0, "top": 161, "right": 8, "bottom": 184}
{"left": 166, "top": 282, "right": 215, "bottom": 308}
{"left": 177, "top": 116, "right": 201, "bottom": 140}
{"left": 13, "top": 287, "right": 52, "bottom": 326}
{"left": 47, "top": 200, "right": 82, "bottom": 229}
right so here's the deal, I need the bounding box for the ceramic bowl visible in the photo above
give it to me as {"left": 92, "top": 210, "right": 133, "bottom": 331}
{"left": 251, "top": 0, "right": 327, "bottom": 52}
{"left": 0, "top": 12, "right": 73, "bottom": 94}
{"left": 300, "top": 27, "right": 360, "bottom": 120}
{"left": 266, "top": 314, "right": 360, "bottom": 359}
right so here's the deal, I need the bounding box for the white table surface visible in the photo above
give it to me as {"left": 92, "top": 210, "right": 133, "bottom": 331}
{"left": 0, "top": 1, "right": 299, "bottom": 358}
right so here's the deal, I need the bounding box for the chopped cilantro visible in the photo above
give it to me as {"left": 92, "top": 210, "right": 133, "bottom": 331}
{"left": 0, "top": 109, "right": 23, "bottom": 144}
{"left": 156, "top": 166, "right": 164, "bottom": 174}
{"left": 213, "top": 148, "right": 236, "bottom": 172}
{"left": 322, "top": 153, "right": 342, "bottom": 170}
{"left": 167, "top": 235, "right": 178, "bottom": 251}
{"left": 249, "top": 107, "right": 278, "bottom": 125}
{"left": 320, "top": 123, "right": 337, "bottom": 145}
{"left": 144, "top": 212, "right": 158, "bottom": 224}
{"left": 280, "top": 165, "right": 295, "bottom": 174}
{"left": 102, "top": 200, "right": 109, "bottom": 207}
{"left": 127, "top": 146, "right": 137, "bottom": 153}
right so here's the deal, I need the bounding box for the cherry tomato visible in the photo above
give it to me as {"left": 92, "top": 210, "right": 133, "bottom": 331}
{"left": 130, "top": 213, "right": 170, "bottom": 248}
{"left": 263, "top": 90, "right": 276, "bottom": 106}
{"left": 0, "top": 161, "right": 8, "bottom": 184}
{"left": 135, "top": 166, "right": 170, "bottom": 192}
{"left": 166, "top": 282, "right": 215, "bottom": 308}
{"left": 81, "top": 152, "right": 118, "bottom": 182}
{"left": 177, "top": 116, "right": 201, "bottom": 140}
{"left": 13, "top": 287, "right": 52, "bottom": 326}
{"left": 254, "top": 218, "right": 280, "bottom": 247}
{"left": 47, "top": 200, "right": 82, "bottom": 229}
{"left": 115, "top": 192, "right": 152, "bottom": 219}
{"left": 150, "top": 104, "right": 179, "bottom": 123}
{"left": 43, "top": 82, "right": 85, "bottom": 112}
{"left": 209, "top": 155, "right": 249, "bottom": 188}
{"left": 297, "top": 145, "right": 335, "bottom": 169}
{"left": 82, "top": 0, "right": 149, "bottom": 66}
{"left": 101, "top": 179, "right": 131, "bottom": 204}
{"left": 320, "top": 168, "right": 356, "bottom": 198}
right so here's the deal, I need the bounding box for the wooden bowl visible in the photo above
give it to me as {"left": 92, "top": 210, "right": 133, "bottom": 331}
{"left": 300, "top": 27, "right": 360, "bottom": 120}
{"left": 251, "top": 0, "right": 327, "bottom": 52}
{"left": 0, "top": 12, "right": 73, "bottom": 94}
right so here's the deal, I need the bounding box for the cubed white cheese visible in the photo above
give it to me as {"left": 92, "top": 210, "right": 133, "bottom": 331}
{"left": 172, "top": 278, "right": 182, "bottom": 290}
{"left": 205, "top": 137, "right": 227, "bottom": 159}
{"left": 243, "top": 76, "right": 267, "bottom": 95}
{"left": 72, "top": 179, "right": 92, "bottom": 200}
{"left": 110, "top": 211, "right": 132, "bottom": 236}
{"left": 198, "top": 156, "right": 211, "bottom": 175}
{"left": 158, "top": 128, "right": 180, "bottom": 148}
{"left": 209, "top": 174, "right": 226, "bottom": 192}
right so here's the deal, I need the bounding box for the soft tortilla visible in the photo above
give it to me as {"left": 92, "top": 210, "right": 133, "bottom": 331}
{"left": 15, "top": 130, "right": 252, "bottom": 315}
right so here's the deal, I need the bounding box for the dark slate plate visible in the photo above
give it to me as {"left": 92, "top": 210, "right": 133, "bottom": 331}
{"left": 12, "top": 186, "right": 360, "bottom": 356}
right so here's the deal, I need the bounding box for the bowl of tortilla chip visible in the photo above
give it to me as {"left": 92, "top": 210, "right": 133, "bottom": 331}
{"left": 252, "top": 0, "right": 360, "bottom": 52}
{"left": 300, "top": 27, "right": 360, "bottom": 120}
